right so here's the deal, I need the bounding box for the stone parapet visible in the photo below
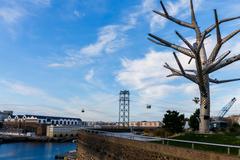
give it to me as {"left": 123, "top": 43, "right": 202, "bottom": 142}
{"left": 77, "top": 131, "right": 240, "bottom": 160}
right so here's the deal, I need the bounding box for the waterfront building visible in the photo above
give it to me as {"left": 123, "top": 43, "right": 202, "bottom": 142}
{"left": 5, "top": 114, "right": 82, "bottom": 126}
{"left": 3, "top": 114, "right": 82, "bottom": 136}
{"left": 46, "top": 125, "right": 82, "bottom": 137}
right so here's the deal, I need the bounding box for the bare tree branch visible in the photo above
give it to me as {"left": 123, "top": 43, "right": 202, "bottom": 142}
{"left": 205, "top": 16, "right": 240, "bottom": 34}
{"left": 207, "top": 10, "right": 222, "bottom": 62}
{"left": 173, "top": 52, "right": 185, "bottom": 75}
{"left": 175, "top": 31, "right": 195, "bottom": 52}
{"left": 214, "top": 10, "right": 222, "bottom": 43}
{"left": 204, "top": 50, "right": 231, "bottom": 74}
{"left": 208, "top": 29, "right": 240, "bottom": 62}
{"left": 188, "top": 58, "right": 193, "bottom": 64}
{"left": 205, "top": 34, "right": 211, "bottom": 39}
{"left": 208, "top": 43, "right": 221, "bottom": 63}
{"left": 185, "top": 69, "right": 197, "bottom": 74}
{"left": 208, "top": 54, "right": 240, "bottom": 73}
{"left": 222, "top": 29, "right": 240, "bottom": 44}
{"left": 190, "top": 0, "right": 201, "bottom": 39}
{"left": 163, "top": 63, "right": 198, "bottom": 84}
{"left": 153, "top": 10, "right": 194, "bottom": 29}
{"left": 209, "top": 78, "right": 240, "bottom": 84}
{"left": 160, "top": 1, "right": 168, "bottom": 17}
{"left": 147, "top": 38, "right": 167, "bottom": 46}
{"left": 148, "top": 33, "right": 195, "bottom": 58}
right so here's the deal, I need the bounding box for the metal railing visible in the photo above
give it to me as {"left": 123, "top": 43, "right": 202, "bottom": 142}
{"left": 80, "top": 128, "right": 240, "bottom": 156}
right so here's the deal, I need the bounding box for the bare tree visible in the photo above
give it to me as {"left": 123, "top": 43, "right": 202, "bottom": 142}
{"left": 148, "top": 0, "right": 240, "bottom": 133}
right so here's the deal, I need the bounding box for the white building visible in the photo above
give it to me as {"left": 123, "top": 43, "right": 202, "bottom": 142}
{"left": 46, "top": 125, "right": 82, "bottom": 137}
{"left": 5, "top": 114, "right": 82, "bottom": 126}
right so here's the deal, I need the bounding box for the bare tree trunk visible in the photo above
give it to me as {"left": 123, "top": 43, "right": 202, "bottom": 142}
{"left": 199, "top": 46, "right": 210, "bottom": 133}
{"left": 199, "top": 77, "right": 210, "bottom": 133}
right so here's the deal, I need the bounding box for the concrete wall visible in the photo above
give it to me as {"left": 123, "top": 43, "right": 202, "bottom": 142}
{"left": 77, "top": 131, "right": 240, "bottom": 160}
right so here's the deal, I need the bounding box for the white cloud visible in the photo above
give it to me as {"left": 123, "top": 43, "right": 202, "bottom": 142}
{"left": 0, "top": 7, "right": 25, "bottom": 24}
{"left": 117, "top": 49, "right": 194, "bottom": 90}
{"left": 0, "top": 80, "right": 45, "bottom": 96}
{"left": 80, "top": 25, "right": 124, "bottom": 56}
{"left": 48, "top": 24, "right": 127, "bottom": 68}
{"left": 85, "top": 69, "right": 95, "bottom": 82}
{"left": 116, "top": 49, "right": 198, "bottom": 110}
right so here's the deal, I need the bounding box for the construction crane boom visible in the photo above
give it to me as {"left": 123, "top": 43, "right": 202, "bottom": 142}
{"left": 217, "top": 97, "right": 236, "bottom": 118}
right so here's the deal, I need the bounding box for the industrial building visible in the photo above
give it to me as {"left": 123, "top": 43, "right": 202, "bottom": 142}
{"left": 129, "top": 121, "right": 163, "bottom": 128}
{"left": 46, "top": 125, "right": 82, "bottom": 137}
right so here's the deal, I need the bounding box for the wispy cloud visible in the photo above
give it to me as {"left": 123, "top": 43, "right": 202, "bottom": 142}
{"left": 85, "top": 69, "right": 95, "bottom": 82}
{"left": 0, "top": 79, "right": 118, "bottom": 121}
{"left": 30, "top": 0, "right": 51, "bottom": 6}
{"left": 0, "top": 7, "right": 26, "bottom": 24}
{"left": 48, "top": 0, "right": 203, "bottom": 68}
{"left": 48, "top": 25, "right": 127, "bottom": 68}
{"left": 0, "top": 80, "right": 45, "bottom": 96}
{"left": 46, "top": 0, "right": 153, "bottom": 68}
{"left": 0, "top": 0, "right": 51, "bottom": 37}
{"left": 80, "top": 25, "right": 126, "bottom": 56}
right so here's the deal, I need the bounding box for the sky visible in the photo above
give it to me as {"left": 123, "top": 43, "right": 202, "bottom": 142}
{"left": 0, "top": 0, "right": 239, "bottom": 122}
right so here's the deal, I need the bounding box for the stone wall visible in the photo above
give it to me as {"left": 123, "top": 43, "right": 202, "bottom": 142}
{"left": 77, "top": 131, "right": 240, "bottom": 160}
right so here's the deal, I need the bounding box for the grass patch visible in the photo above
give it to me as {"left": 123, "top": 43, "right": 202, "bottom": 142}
{"left": 153, "top": 133, "right": 240, "bottom": 156}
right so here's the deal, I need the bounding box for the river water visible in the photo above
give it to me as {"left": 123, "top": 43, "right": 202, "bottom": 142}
{"left": 0, "top": 142, "right": 76, "bottom": 160}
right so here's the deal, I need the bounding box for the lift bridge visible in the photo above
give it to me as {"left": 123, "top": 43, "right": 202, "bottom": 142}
{"left": 210, "top": 97, "right": 236, "bottom": 130}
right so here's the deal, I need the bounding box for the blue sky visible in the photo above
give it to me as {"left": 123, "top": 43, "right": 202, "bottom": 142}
{"left": 0, "top": 0, "right": 239, "bottom": 121}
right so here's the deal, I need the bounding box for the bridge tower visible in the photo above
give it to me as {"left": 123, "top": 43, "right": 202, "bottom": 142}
{"left": 118, "top": 90, "right": 130, "bottom": 127}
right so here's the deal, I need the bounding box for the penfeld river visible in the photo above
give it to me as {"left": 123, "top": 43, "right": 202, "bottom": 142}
{"left": 0, "top": 142, "right": 76, "bottom": 160}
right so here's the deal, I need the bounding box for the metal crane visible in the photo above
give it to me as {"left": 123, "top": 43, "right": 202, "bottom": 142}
{"left": 217, "top": 97, "right": 236, "bottom": 118}
{"left": 210, "top": 97, "right": 236, "bottom": 130}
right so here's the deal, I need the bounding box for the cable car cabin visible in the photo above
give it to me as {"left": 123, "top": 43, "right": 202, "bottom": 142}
{"left": 146, "top": 105, "right": 151, "bottom": 109}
